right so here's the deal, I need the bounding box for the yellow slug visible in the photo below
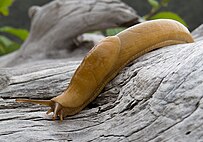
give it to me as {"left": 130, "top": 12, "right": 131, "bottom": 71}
{"left": 16, "top": 19, "right": 194, "bottom": 121}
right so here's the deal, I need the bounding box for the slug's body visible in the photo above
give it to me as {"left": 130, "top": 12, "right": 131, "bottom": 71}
{"left": 16, "top": 19, "right": 194, "bottom": 120}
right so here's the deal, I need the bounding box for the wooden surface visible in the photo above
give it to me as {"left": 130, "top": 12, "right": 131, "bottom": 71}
{"left": 0, "top": 26, "right": 203, "bottom": 141}
{"left": 0, "top": 0, "right": 203, "bottom": 141}
{"left": 0, "top": 0, "right": 138, "bottom": 67}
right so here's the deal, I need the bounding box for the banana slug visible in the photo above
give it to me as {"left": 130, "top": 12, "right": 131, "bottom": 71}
{"left": 16, "top": 19, "right": 194, "bottom": 121}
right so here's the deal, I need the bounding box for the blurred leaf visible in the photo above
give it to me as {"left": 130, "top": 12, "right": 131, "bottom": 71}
{"left": 0, "top": 35, "right": 13, "bottom": 47}
{"left": 0, "top": 0, "right": 24, "bottom": 56}
{"left": 148, "top": 0, "right": 159, "bottom": 9}
{"left": 163, "top": 0, "right": 171, "bottom": 3}
{"left": 106, "top": 28, "right": 125, "bottom": 36}
{"left": 0, "top": 26, "right": 29, "bottom": 41}
{"left": 0, "top": 44, "right": 5, "bottom": 53}
{"left": 5, "top": 42, "right": 20, "bottom": 53}
{"left": 162, "top": 0, "right": 171, "bottom": 6}
{"left": 0, "top": 35, "right": 20, "bottom": 55}
{"left": 149, "top": 11, "right": 188, "bottom": 27}
{"left": 0, "top": 0, "right": 14, "bottom": 16}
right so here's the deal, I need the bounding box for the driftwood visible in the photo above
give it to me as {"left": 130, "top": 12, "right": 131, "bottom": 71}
{"left": 1, "top": 0, "right": 203, "bottom": 141}
{"left": 0, "top": 27, "right": 203, "bottom": 141}
{"left": 0, "top": 0, "right": 138, "bottom": 67}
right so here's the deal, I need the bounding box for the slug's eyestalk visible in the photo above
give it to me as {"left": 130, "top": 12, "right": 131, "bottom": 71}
{"left": 16, "top": 99, "right": 64, "bottom": 121}
{"left": 52, "top": 102, "right": 63, "bottom": 121}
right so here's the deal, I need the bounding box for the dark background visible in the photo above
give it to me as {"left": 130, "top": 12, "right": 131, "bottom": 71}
{"left": 0, "top": 0, "right": 202, "bottom": 31}
{"left": 124, "top": 0, "right": 203, "bottom": 31}
{"left": 0, "top": 0, "right": 51, "bottom": 29}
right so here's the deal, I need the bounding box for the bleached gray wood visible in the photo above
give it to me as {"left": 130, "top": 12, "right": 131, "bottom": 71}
{"left": 0, "top": 25, "right": 203, "bottom": 142}
{"left": 0, "top": 0, "right": 138, "bottom": 67}
{"left": 192, "top": 24, "right": 203, "bottom": 41}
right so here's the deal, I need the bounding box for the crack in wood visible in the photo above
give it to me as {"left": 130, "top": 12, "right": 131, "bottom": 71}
{"left": 147, "top": 97, "right": 203, "bottom": 142}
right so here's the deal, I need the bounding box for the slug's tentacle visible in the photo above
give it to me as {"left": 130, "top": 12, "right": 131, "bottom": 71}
{"left": 16, "top": 99, "right": 53, "bottom": 107}
{"left": 16, "top": 99, "right": 64, "bottom": 121}
{"left": 16, "top": 19, "right": 194, "bottom": 121}
{"left": 46, "top": 108, "right": 53, "bottom": 115}
{"left": 52, "top": 102, "right": 63, "bottom": 121}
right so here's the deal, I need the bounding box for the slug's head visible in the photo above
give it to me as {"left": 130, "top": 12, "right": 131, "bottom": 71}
{"left": 16, "top": 99, "right": 64, "bottom": 121}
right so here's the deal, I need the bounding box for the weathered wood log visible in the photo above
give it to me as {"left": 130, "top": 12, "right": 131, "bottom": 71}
{"left": 0, "top": 25, "right": 203, "bottom": 141}
{"left": 0, "top": 0, "right": 139, "bottom": 67}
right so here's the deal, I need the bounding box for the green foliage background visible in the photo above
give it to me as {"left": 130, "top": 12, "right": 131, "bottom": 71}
{"left": 0, "top": 0, "right": 29, "bottom": 56}
{"left": 106, "top": 0, "right": 187, "bottom": 36}
{"left": 0, "top": 0, "right": 187, "bottom": 56}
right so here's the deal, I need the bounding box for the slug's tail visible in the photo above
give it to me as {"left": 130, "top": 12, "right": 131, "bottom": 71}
{"left": 16, "top": 99, "right": 53, "bottom": 107}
